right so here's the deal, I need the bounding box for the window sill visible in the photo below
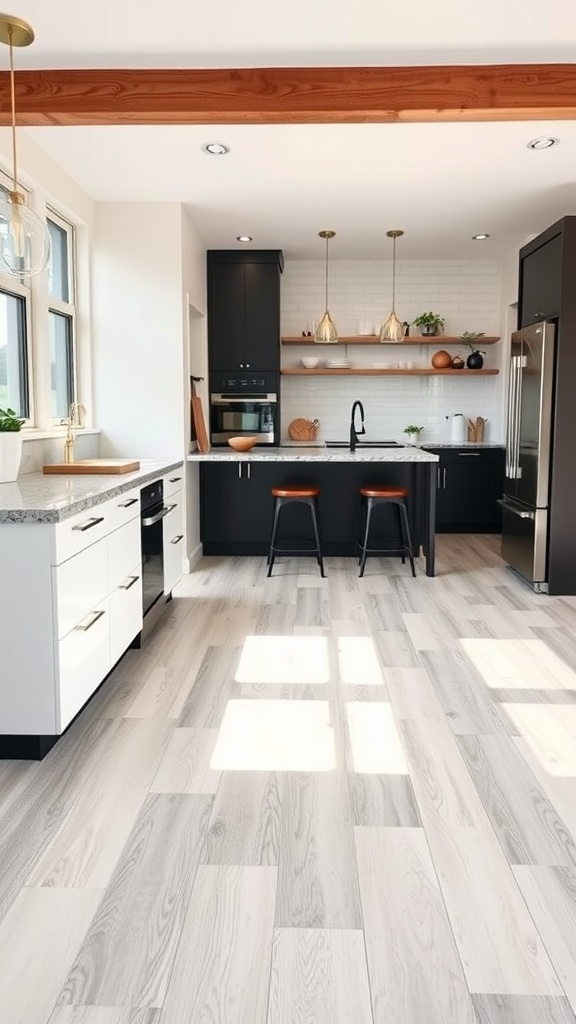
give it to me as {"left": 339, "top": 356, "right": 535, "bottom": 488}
{"left": 21, "top": 427, "right": 101, "bottom": 442}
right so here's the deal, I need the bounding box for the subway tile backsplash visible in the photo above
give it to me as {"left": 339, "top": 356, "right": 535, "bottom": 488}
{"left": 280, "top": 257, "right": 504, "bottom": 443}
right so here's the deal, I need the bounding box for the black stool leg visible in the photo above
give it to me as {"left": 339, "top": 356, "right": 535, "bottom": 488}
{"left": 267, "top": 497, "right": 283, "bottom": 577}
{"left": 393, "top": 502, "right": 406, "bottom": 564}
{"left": 309, "top": 495, "right": 325, "bottom": 578}
{"left": 358, "top": 497, "right": 373, "bottom": 578}
{"left": 399, "top": 500, "right": 417, "bottom": 577}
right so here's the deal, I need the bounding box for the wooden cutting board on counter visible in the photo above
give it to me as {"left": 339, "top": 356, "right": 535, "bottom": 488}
{"left": 43, "top": 459, "right": 140, "bottom": 474}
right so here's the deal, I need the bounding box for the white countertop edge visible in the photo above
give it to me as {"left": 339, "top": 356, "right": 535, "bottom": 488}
{"left": 187, "top": 447, "right": 439, "bottom": 463}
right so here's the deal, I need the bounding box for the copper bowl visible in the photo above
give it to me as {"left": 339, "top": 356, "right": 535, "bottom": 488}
{"left": 227, "top": 436, "right": 257, "bottom": 452}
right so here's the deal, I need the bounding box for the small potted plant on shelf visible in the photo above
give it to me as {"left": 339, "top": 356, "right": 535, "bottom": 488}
{"left": 413, "top": 312, "right": 445, "bottom": 337}
{"left": 403, "top": 424, "right": 424, "bottom": 445}
{"left": 460, "top": 331, "right": 486, "bottom": 369}
{"left": 0, "top": 406, "right": 24, "bottom": 483}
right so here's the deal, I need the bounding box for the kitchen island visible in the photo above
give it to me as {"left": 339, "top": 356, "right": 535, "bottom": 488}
{"left": 188, "top": 445, "right": 439, "bottom": 575}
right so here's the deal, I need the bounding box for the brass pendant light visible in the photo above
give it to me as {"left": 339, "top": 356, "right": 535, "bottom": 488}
{"left": 315, "top": 229, "right": 338, "bottom": 343}
{"left": 380, "top": 229, "right": 404, "bottom": 343}
{"left": 0, "top": 14, "right": 51, "bottom": 278}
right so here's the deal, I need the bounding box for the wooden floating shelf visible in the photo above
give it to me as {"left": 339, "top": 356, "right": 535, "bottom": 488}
{"left": 281, "top": 335, "right": 500, "bottom": 346}
{"left": 281, "top": 368, "right": 500, "bottom": 376}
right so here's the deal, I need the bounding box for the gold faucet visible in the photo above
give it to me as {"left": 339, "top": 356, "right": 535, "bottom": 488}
{"left": 61, "top": 402, "right": 86, "bottom": 464}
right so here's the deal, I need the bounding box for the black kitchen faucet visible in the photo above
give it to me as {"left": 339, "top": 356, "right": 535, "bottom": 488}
{"left": 349, "top": 399, "right": 366, "bottom": 452}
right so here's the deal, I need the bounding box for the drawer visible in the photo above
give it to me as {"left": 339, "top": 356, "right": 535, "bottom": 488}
{"left": 55, "top": 597, "right": 110, "bottom": 730}
{"left": 109, "top": 564, "right": 143, "bottom": 667}
{"left": 52, "top": 497, "right": 115, "bottom": 565}
{"left": 164, "top": 525, "right": 184, "bottom": 594}
{"left": 108, "top": 516, "right": 142, "bottom": 592}
{"left": 107, "top": 486, "right": 141, "bottom": 531}
{"left": 52, "top": 537, "right": 109, "bottom": 639}
{"left": 425, "top": 447, "right": 505, "bottom": 466}
{"left": 163, "top": 469, "right": 184, "bottom": 499}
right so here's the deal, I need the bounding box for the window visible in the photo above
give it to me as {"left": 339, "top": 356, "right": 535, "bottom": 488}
{"left": 0, "top": 286, "right": 29, "bottom": 417}
{"left": 47, "top": 212, "right": 76, "bottom": 420}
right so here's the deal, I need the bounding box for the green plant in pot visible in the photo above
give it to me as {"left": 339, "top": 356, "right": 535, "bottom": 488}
{"left": 460, "top": 331, "right": 486, "bottom": 369}
{"left": 0, "top": 406, "right": 24, "bottom": 483}
{"left": 413, "top": 312, "right": 445, "bottom": 337}
{"left": 403, "top": 424, "right": 424, "bottom": 445}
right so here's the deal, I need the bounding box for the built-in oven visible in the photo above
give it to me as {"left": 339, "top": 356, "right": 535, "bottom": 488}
{"left": 209, "top": 371, "right": 279, "bottom": 445}
{"left": 140, "top": 480, "right": 175, "bottom": 622}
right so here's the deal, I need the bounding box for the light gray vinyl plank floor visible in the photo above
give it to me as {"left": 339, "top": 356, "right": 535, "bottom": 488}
{"left": 419, "top": 648, "right": 519, "bottom": 735}
{"left": 150, "top": 726, "right": 221, "bottom": 794}
{"left": 471, "top": 994, "right": 576, "bottom": 1023}
{"left": 513, "top": 866, "right": 576, "bottom": 1014}
{"left": 267, "top": 927, "right": 373, "bottom": 1024}
{"left": 49, "top": 1011, "right": 161, "bottom": 1024}
{"left": 158, "top": 864, "right": 277, "bottom": 1024}
{"left": 177, "top": 644, "right": 242, "bottom": 727}
{"left": 204, "top": 770, "right": 283, "bottom": 865}
{"left": 348, "top": 772, "right": 421, "bottom": 826}
{"left": 59, "top": 793, "right": 213, "bottom": 1008}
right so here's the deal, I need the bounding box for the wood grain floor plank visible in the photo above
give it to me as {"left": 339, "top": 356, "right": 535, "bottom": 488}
{"left": 295, "top": 586, "right": 331, "bottom": 628}
{"left": 240, "top": 681, "right": 327, "bottom": 699}
{"left": 458, "top": 734, "right": 576, "bottom": 866}
{"left": 424, "top": 821, "right": 562, "bottom": 994}
{"left": 159, "top": 865, "right": 276, "bottom": 1024}
{"left": 49, "top": 1010, "right": 160, "bottom": 1024}
{"left": 235, "top": 634, "right": 330, "bottom": 685}
{"left": 123, "top": 665, "right": 188, "bottom": 718}
{"left": 177, "top": 645, "right": 241, "bottom": 728}
{"left": 514, "top": 866, "right": 576, "bottom": 1014}
{"left": 349, "top": 773, "right": 421, "bottom": 826}
{"left": 0, "top": 887, "right": 102, "bottom": 1024}
{"left": 28, "top": 719, "right": 172, "bottom": 888}
{"left": 276, "top": 771, "right": 362, "bottom": 928}
{"left": 374, "top": 629, "right": 419, "bottom": 668}
{"left": 472, "top": 994, "right": 576, "bottom": 1023}
{"left": 355, "top": 826, "right": 476, "bottom": 1024}
{"left": 267, "top": 928, "right": 373, "bottom": 1024}
{"left": 502, "top": 704, "right": 576, "bottom": 776}
{"left": 458, "top": 638, "right": 576, "bottom": 691}
{"left": 419, "top": 649, "right": 518, "bottom": 735}
{"left": 204, "top": 771, "right": 283, "bottom": 865}
{"left": 150, "top": 727, "right": 221, "bottom": 794}
{"left": 59, "top": 793, "right": 212, "bottom": 1008}
{"left": 384, "top": 665, "right": 445, "bottom": 719}
{"left": 345, "top": 701, "right": 409, "bottom": 774}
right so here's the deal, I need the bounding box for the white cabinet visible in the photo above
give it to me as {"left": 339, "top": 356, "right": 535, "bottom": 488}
{"left": 56, "top": 598, "right": 111, "bottom": 730}
{"left": 163, "top": 475, "right": 184, "bottom": 594}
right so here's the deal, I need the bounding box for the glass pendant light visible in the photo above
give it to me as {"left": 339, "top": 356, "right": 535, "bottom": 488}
{"left": 0, "top": 15, "right": 51, "bottom": 278}
{"left": 380, "top": 229, "right": 404, "bottom": 343}
{"left": 315, "top": 230, "right": 338, "bottom": 343}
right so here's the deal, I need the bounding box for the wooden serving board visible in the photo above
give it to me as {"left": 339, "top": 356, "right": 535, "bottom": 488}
{"left": 191, "top": 395, "right": 210, "bottom": 453}
{"left": 43, "top": 459, "right": 140, "bottom": 475}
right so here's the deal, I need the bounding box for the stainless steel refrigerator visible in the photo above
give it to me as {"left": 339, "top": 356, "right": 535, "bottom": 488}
{"left": 500, "top": 321, "right": 556, "bottom": 591}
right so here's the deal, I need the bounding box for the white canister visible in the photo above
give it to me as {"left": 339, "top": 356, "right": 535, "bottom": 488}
{"left": 448, "top": 413, "right": 467, "bottom": 444}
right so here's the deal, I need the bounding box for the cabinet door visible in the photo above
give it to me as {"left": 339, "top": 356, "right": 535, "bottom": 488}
{"left": 208, "top": 262, "right": 246, "bottom": 371}
{"left": 519, "top": 234, "right": 563, "bottom": 327}
{"left": 200, "top": 462, "right": 276, "bottom": 548}
{"left": 429, "top": 449, "right": 504, "bottom": 531}
{"left": 244, "top": 263, "right": 280, "bottom": 371}
{"left": 163, "top": 497, "right": 184, "bottom": 593}
{"left": 110, "top": 567, "right": 143, "bottom": 667}
{"left": 55, "top": 597, "right": 111, "bottom": 730}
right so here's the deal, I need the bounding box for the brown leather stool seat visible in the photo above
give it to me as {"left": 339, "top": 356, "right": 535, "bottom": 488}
{"left": 357, "top": 484, "right": 416, "bottom": 578}
{"left": 267, "top": 485, "right": 325, "bottom": 577}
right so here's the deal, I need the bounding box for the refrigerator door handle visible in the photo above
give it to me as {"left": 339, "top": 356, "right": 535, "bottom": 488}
{"left": 497, "top": 498, "right": 535, "bottom": 520}
{"left": 506, "top": 355, "right": 521, "bottom": 480}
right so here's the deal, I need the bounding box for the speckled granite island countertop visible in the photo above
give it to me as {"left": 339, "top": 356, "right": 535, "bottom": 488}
{"left": 0, "top": 459, "right": 183, "bottom": 524}
{"left": 187, "top": 446, "right": 439, "bottom": 463}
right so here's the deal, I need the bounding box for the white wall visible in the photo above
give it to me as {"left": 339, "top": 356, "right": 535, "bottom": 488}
{"left": 281, "top": 257, "right": 505, "bottom": 443}
{"left": 92, "top": 203, "right": 186, "bottom": 458}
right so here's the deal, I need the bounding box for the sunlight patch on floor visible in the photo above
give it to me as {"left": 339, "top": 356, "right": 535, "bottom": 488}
{"left": 210, "top": 699, "right": 336, "bottom": 771}
{"left": 345, "top": 702, "right": 408, "bottom": 774}
{"left": 337, "top": 636, "right": 385, "bottom": 687}
{"left": 234, "top": 635, "right": 330, "bottom": 685}
{"left": 502, "top": 703, "right": 576, "bottom": 777}
{"left": 460, "top": 637, "right": 576, "bottom": 690}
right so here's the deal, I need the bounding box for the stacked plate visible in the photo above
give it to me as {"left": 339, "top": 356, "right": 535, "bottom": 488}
{"left": 326, "top": 358, "right": 352, "bottom": 369}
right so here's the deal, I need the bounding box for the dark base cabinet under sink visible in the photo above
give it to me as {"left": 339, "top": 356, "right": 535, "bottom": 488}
{"left": 424, "top": 447, "right": 505, "bottom": 532}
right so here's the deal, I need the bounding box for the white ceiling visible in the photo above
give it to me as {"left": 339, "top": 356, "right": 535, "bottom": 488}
{"left": 9, "top": 0, "right": 576, "bottom": 259}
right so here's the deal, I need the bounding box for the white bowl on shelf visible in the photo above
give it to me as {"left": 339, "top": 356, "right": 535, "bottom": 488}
{"left": 301, "top": 357, "right": 320, "bottom": 369}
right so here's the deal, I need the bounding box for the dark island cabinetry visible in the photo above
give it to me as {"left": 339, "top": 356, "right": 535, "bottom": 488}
{"left": 207, "top": 250, "right": 284, "bottom": 372}
{"left": 424, "top": 447, "right": 504, "bottom": 532}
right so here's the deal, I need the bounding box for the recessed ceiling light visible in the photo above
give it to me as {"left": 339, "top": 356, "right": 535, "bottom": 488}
{"left": 237, "top": 235, "right": 253, "bottom": 242}
{"left": 201, "top": 142, "right": 230, "bottom": 156}
{"left": 527, "top": 136, "right": 559, "bottom": 150}
{"left": 472, "top": 233, "right": 490, "bottom": 240}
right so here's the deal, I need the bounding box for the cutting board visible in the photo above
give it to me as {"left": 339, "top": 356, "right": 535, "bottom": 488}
{"left": 43, "top": 459, "right": 141, "bottom": 475}
{"left": 191, "top": 396, "right": 210, "bottom": 453}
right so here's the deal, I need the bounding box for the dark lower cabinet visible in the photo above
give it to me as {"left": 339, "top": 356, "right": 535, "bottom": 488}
{"left": 200, "top": 461, "right": 424, "bottom": 555}
{"left": 424, "top": 447, "right": 505, "bottom": 532}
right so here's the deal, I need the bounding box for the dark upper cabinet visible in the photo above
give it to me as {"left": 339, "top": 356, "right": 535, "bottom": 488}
{"left": 518, "top": 232, "right": 563, "bottom": 327}
{"left": 207, "top": 250, "right": 284, "bottom": 372}
{"left": 424, "top": 447, "right": 504, "bottom": 532}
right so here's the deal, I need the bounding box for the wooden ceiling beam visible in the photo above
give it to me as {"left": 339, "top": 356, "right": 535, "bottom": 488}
{"left": 0, "top": 64, "right": 575, "bottom": 126}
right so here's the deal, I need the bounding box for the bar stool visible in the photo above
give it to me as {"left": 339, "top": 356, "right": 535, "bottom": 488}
{"left": 267, "top": 486, "right": 325, "bottom": 577}
{"left": 357, "top": 485, "right": 416, "bottom": 578}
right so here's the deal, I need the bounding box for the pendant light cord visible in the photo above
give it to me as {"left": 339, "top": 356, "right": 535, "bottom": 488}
{"left": 391, "top": 233, "right": 396, "bottom": 311}
{"left": 8, "top": 27, "right": 18, "bottom": 193}
{"left": 324, "top": 233, "right": 329, "bottom": 311}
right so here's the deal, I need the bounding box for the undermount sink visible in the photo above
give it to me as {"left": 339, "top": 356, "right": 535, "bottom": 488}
{"left": 325, "top": 440, "right": 403, "bottom": 448}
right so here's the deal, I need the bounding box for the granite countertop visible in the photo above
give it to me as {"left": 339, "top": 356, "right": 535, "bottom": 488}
{"left": 0, "top": 459, "right": 183, "bottom": 524}
{"left": 187, "top": 446, "right": 439, "bottom": 463}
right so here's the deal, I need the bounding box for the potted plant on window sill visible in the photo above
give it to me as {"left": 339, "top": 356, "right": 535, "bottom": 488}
{"left": 413, "top": 312, "right": 445, "bottom": 337}
{"left": 403, "top": 424, "right": 424, "bottom": 445}
{"left": 460, "top": 331, "right": 486, "bottom": 369}
{"left": 0, "top": 407, "right": 24, "bottom": 482}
